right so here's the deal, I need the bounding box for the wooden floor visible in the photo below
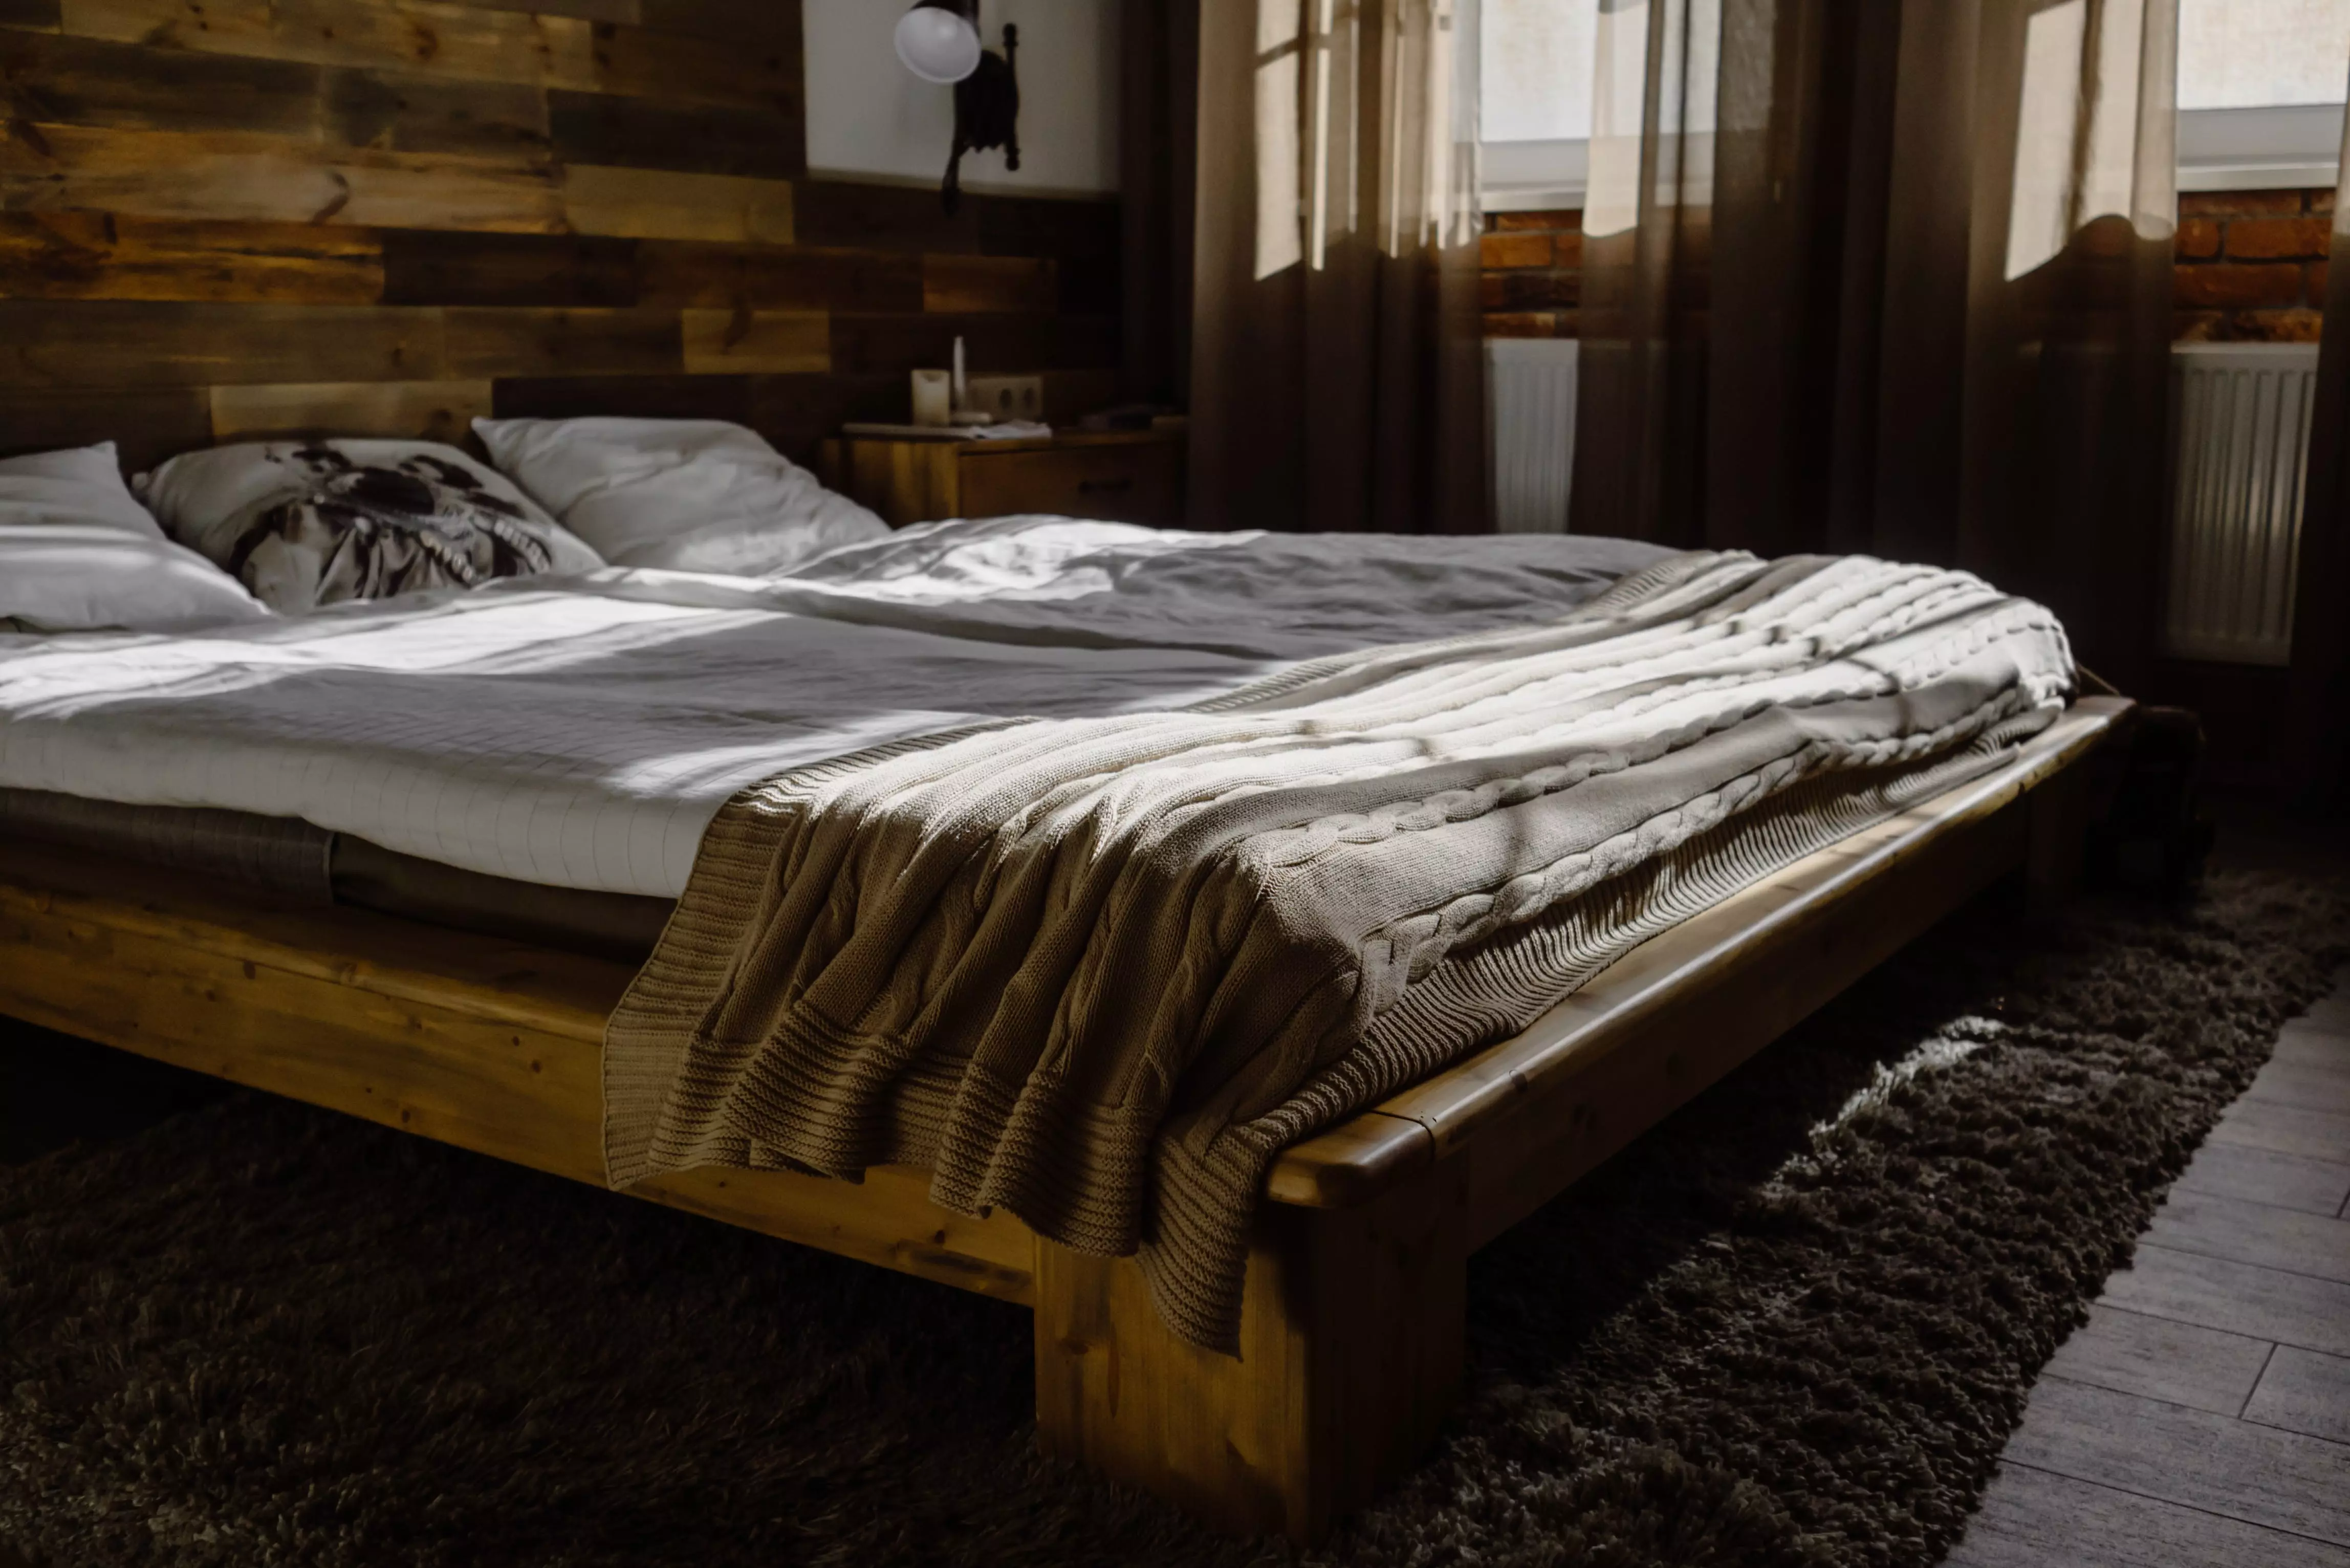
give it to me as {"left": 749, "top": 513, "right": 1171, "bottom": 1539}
{"left": 1947, "top": 965, "right": 2350, "bottom": 1568}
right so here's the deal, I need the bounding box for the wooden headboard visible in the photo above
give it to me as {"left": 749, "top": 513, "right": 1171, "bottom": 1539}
{"left": 0, "top": 0, "right": 1119, "bottom": 475}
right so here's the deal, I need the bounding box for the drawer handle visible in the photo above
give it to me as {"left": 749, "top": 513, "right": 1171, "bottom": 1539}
{"left": 1078, "top": 477, "right": 1135, "bottom": 494}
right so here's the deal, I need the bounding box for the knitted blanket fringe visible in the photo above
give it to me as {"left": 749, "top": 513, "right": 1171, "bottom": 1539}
{"left": 604, "top": 551, "right": 2078, "bottom": 1352}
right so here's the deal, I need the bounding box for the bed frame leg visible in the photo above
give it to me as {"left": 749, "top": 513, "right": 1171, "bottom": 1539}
{"left": 2024, "top": 753, "right": 2093, "bottom": 910}
{"left": 1033, "top": 1161, "right": 1468, "bottom": 1544}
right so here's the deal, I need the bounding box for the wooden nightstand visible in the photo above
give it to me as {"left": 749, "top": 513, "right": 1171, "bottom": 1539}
{"left": 818, "top": 429, "right": 1185, "bottom": 529}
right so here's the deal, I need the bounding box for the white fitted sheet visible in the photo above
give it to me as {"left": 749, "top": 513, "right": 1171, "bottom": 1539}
{"left": 0, "top": 518, "right": 1670, "bottom": 898}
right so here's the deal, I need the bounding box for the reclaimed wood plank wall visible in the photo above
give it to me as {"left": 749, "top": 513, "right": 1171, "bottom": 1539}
{"left": 0, "top": 0, "right": 1120, "bottom": 472}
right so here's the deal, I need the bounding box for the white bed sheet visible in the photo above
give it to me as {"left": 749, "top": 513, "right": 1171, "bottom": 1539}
{"left": 0, "top": 519, "right": 1670, "bottom": 898}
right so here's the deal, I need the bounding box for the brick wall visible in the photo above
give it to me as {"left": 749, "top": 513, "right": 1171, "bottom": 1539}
{"left": 1480, "top": 209, "right": 1583, "bottom": 338}
{"left": 2175, "top": 189, "right": 2334, "bottom": 342}
{"left": 1478, "top": 192, "right": 2340, "bottom": 344}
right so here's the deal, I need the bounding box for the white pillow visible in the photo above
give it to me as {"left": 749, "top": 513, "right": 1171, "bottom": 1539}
{"left": 0, "top": 445, "right": 270, "bottom": 633}
{"left": 0, "top": 442, "right": 172, "bottom": 539}
{"left": 473, "top": 417, "right": 888, "bottom": 576}
{"left": 138, "top": 440, "right": 605, "bottom": 616}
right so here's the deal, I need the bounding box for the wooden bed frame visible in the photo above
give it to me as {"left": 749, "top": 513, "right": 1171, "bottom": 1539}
{"left": 0, "top": 695, "right": 2132, "bottom": 1544}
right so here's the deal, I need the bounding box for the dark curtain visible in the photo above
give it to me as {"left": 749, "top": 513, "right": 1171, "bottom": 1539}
{"left": 1184, "top": 0, "right": 1490, "bottom": 534}
{"left": 2289, "top": 98, "right": 2350, "bottom": 806}
{"left": 1120, "top": 0, "right": 1200, "bottom": 411}
{"left": 1573, "top": 0, "right": 2178, "bottom": 689}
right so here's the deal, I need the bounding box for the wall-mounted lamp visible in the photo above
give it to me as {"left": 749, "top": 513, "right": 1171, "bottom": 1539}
{"left": 894, "top": 0, "right": 1019, "bottom": 214}
{"left": 894, "top": 0, "right": 983, "bottom": 83}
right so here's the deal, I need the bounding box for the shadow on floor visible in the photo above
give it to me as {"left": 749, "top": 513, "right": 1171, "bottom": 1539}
{"left": 2208, "top": 787, "right": 2350, "bottom": 881}
{"left": 0, "top": 1017, "right": 229, "bottom": 1166}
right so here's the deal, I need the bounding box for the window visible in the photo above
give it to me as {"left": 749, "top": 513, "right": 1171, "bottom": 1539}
{"left": 1480, "top": 1, "right": 2350, "bottom": 205}
{"left": 1479, "top": 0, "right": 1599, "bottom": 212}
{"left": 1479, "top": 0, "right": 1710, "bottom": 231}
{"left": 2178, "top": 0, "right": 2348, "bottom": 190}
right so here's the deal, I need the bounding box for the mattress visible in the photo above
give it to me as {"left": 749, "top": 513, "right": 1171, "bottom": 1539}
{"left": 0, "top": 519, "right": 1671, "bottom": 901}
{"left": 0, "top": 787, "right": 674, "bottom": 959}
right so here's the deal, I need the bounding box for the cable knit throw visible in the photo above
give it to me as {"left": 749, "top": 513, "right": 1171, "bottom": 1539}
{"left": 605, "top": 552, "right": 2077, "bottom": 1351}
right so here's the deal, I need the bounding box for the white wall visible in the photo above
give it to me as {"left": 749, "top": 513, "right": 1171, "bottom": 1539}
{"left": 803, "top": 0, "right": 1121, "bottom": 197}
{"left": 2179, "top": 0, "right": 2350, "bottom": 110}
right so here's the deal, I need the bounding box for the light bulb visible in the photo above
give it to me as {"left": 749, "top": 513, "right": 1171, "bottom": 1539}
{"left": 895, "top": 6, "right": 982, "bottom": 84}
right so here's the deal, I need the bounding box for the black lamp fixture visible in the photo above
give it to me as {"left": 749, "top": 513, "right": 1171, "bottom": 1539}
{"left": 894, "top": 0, "right": 1019, "bottom": 214}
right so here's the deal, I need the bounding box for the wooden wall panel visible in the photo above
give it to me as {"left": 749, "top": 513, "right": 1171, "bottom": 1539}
{"left": 58, "top": 0, "right": 797, "bottom": 108}
{"left": 0, "top": 212, "right": 384, "bottom": 301}
{"left": 978, "top": 195, "right": 1121, "bottom": 315}
{"left": 829, "top": 313, "right": 1119, "bottom": 376}
{"left": 469, "top": 0, "right": 636, "bottom": 23}
{"left": 380, "top": 228, "right": 635, "bottom": 306}
{"left": 637, "top": 239, "right": 922, "bottom": 313}
{"left": 0, "top": 0, "right": 1117, "bottom": 472}
{"left": 209, "top": 380, "right": 493, "bottom": 443}
{"left": 547, "top": 89, "right": 801, "bottom": 181}
{"left": 2, "top": 32, "right": 328, "bottom": 137}
{"left": 680, "top": 308, "right": 828, "bottom": 374}
{"left": 0, "top": 387, "right": 210, "bottom": 469}
{"left": 0, "top": 300, "right": 443, "bottom": 385}
{"left": 58, "top": 0, "right": 604, "bottom": 93}
{"left": 440, "top": 306, "right": 681, "bottom": 377}
{"left": 585, "top": 26, "right": 800, "bottom": 117}
{"left": 794, "top": 178, "right": 980, "bottom": 255}
{"left": 747, "top": 371, "right": 904, "bottom": 453}
{"left": 1042, "top": 369, "right": 1122, "bottom": 422}
{"left": 491, "top": 371, "right": 754, "bottom": 424}
{"left": 558, "top": 163, "right": 793, "bottom": 243}
{"left": 3, "top": 125, "right": 568, "bottom": 232}
{"left": 924, "top": 253, "right": 1058, "bottom": 314}
{"left": 491, "top": 369, "right": 902, "bottom": 462}
{"left": 977, "top": 195, "right": 1122, "bottom": 266}
{"left": 318, "top": 63, "right": 553, "bottom": 158}
{"left": 2, "top": 32, "right": 556, "bottom": 158}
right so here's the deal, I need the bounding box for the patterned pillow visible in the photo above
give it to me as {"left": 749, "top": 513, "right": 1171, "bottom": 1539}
{"left": 139, "top": 441, "right": 604, "bottom": 615}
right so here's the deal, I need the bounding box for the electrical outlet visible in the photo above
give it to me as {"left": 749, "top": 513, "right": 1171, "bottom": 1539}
{"left": 964, "top": 375, "right": 1046, "bottom": 422}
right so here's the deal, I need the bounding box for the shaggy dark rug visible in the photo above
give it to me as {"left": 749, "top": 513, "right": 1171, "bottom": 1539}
{"left": 1, "top": 872, "right": 2343, "bottom": 1568}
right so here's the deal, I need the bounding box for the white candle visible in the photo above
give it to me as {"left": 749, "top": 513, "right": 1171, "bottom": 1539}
{"left": 911, "top": 368, "right": 951, "bottom": 426}
{"left": 952, "top": 336, "right": 967, "bottom": 406}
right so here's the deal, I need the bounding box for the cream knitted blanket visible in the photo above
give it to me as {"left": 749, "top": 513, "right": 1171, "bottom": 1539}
{"left": 605, "top": 552, "right": 2076, "bottom": 1350}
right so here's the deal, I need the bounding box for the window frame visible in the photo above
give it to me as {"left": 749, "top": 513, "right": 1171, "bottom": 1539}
{"left": 1482, "top": 139, "right": 1590, "bottom": 213}
{"left": 2179, "top": 104, "right": 2345, "bottom": 192}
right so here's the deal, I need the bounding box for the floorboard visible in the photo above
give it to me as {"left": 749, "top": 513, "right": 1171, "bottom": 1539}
{"left": 2248, "top": 1059, "right": 2350, "bottom": 1117}
{"left": 2244, "top": 1347, "right": 2350, "bottom": 1445}
{"left": 2271, "top": 1026, "right": 2350, "bottom": 1072}
{"left": 2169, "top": 1139, "right": 2350, "bottom": 1216}
{"left": 2037, "top": 1304, "right": 2275, "bottom": 1416}
{"left": 2141, "top": 1189, "right": 2350, "bottom": 1286}
{"left": 2101, "top": 1244, "right": 2350, "bottom": 1356}
{"left": 2206, "top": 1098, "right": 2350, "bottom": 1166}
{"left": 2300, "top": 992, "right": 2350, "bottom": 1037}
{"left": 1997, "top": 1378, "right": 2350, "bottom": 1545}
{"left": 1945, "top": 1464, "right": 2350, "bottom": 1568}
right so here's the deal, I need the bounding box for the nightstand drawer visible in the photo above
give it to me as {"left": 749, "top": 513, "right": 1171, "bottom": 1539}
{"left": 957, "top": 441, "right": 1183, "bottom": 526}
{"left": 821, "top": 431, "right": 1187, "bottom": 529}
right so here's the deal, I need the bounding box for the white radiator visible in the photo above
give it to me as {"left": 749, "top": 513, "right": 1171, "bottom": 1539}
{"left": 1488, "top": 338, "right": 1579, "bottom": 534}
{"left": 2165, "top": 342, "right": 2318, "bottom": 666}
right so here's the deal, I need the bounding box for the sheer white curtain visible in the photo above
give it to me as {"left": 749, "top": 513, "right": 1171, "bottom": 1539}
{"left": 1192, "top": 0, "right": 1490, "bottom": 533}
{"left": 1569, "top": 0, "right": 2179, "bottom": 689}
